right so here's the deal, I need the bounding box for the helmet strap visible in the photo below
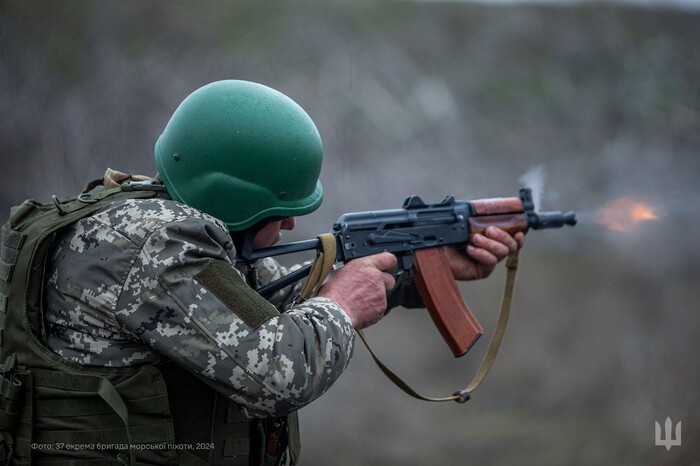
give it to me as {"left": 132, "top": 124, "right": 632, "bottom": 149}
{"left": 233, "top": 229, "right": 261, "bottom": 264}
{"left": 233, "top": 217, "right": 286, "bottom": 263}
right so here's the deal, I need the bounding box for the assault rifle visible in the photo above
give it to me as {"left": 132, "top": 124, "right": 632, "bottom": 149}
{"left": 240, "top": 187, "right": 576, "bottom": 358}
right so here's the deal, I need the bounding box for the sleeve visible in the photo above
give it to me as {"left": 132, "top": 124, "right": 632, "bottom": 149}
{"left": 253, "top": 257, "right": 310, "bottom": 312}
{"left": 115, "top": 217, "right": 356, "bottom": 418}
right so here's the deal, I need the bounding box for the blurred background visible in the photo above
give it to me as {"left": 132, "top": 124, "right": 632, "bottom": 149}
{"left": 1, "top": 1, "right": 699, "bottom": 464}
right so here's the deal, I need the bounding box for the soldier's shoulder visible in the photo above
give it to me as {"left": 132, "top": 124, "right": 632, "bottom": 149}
{"left": 89, "top": 197, "right": 229, "bottom": 242}
{"left": 52, "top": 196, "right": 234, "bottom": 259}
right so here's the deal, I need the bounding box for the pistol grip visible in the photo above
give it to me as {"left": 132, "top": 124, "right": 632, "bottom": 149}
{"left": 412, "top": 248, "right": 484, "bottom": 357}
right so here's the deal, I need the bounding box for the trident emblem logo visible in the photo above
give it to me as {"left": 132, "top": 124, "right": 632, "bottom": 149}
{"left": 655, "top": 417, "right": 682, "bottom": 451}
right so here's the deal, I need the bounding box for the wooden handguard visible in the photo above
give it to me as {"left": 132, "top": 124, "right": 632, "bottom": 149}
{"left": 469, "top": 213, "right": 529, "bottom": 236}
{"left": 469, "top": 196, "right": 528, "bottom": 236}
{"left": 412, "top": 247, "right": 484, "bottom": 357}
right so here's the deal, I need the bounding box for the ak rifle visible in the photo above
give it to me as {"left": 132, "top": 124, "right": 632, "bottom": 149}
{"left": 241, "top": 187, "right": 576, "bottom": 358}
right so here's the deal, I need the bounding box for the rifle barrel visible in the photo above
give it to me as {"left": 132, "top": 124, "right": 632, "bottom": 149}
{"left": 529, "top": 211, "right": 577, "bottom": 229}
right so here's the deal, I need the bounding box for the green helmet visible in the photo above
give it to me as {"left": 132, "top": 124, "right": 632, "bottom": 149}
{"left": 155, "top": 80, "right": 323, "bottom": 231}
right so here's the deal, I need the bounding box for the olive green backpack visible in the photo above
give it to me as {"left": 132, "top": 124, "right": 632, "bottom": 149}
{"left": 0, "top": 184, "right": 170, "bottom": 465}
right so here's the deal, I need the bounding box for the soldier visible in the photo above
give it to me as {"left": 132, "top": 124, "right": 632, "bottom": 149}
{"left": 2, "top": 80, "right": 523, "bottom": 465}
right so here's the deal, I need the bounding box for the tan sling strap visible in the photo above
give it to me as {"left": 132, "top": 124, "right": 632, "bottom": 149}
{"left": 82, "top": 168, "right": 154, "bottom": 193}
{"left": 287, "top": 233, "right": 337, "bottom": 309}
{"left": 357, "top": 251, "right": 520, "bottom": 403}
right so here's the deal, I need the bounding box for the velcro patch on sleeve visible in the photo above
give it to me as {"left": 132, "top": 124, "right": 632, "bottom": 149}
{"left": 195, "top": 259, "right": 280, "bottom": 329}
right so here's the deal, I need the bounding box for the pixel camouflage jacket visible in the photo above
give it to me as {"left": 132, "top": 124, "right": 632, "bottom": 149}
{"left": 43, "top": 197, "right": 356, "bottom": 418}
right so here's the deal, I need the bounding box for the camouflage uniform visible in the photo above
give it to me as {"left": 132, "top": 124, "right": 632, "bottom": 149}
{"left": 44, "top": 197, "right": 355, "bottom": 418}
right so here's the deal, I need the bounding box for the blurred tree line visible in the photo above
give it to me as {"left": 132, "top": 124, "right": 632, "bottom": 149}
{"left": 1, "top": 1, "right": 699, "bottom": 464}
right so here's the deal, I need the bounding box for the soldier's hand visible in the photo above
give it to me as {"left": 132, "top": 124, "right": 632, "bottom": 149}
{"left": 444, "top": 227, "right": 524, "bottom": 281}
{"left": 317, "top": 252, "right": 397, "bottom": 330}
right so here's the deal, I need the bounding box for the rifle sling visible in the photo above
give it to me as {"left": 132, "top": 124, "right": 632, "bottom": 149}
{"left": 287, "top": 233, "right": 337, "bottom": 309}
{"left": 357, "top": 251, "right": 520, "bottom": 403}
